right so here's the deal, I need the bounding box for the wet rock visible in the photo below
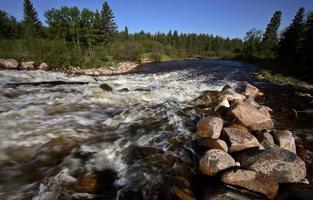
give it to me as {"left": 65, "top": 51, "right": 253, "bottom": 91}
{"left": 194, "top": 90, "right": 221, "bottom": 107}
{"left": 199, "top": 149, "right": 236, "bottom": 176}
{"left": 72, "top": 173, "right": 97, "bottom": 193}
{"left": 258, "top": 106, "right": 272, "bottom": 118}
{"left": 223, "top": 127, "right": 259, "bottom": 152}
{"left": 21, "top": 61, "right": 35, "bottom": 69}
{"left": 119, "top": 88, "right": 129, "bottom": 92}
{"left": 276, "top": 183, "right": 313, "bottom": 200}
{"left": 221, "top": 169, "right": 279, "bottom": 199}
{"left": 125, "top": 145, "right": 164, "bottom": 162}
{"left": 228, "top": 102, "right": 274, "bottom": 131}
{"left": 38, "top": 62, "right": 49, "bottom": 70}
{"left": 271, "top": 130, "right": 296, "bottom": 153}
{"left": 99, "top": 83, "right": 112, "bottom": 91}
{"left": 197, "top": 138, "right": 228, "bottom": 152}
{"left": 236, "top": 147, "right": 307, "bottom": 183}
{"left": 158, "top": 176, "right": 195, "bottom": 200}
{"left": 196, "top": 115, "right": 223, "bottom": 138}
{"left": 0, "top": 59, "right": 18, "bottom": 69}
{"left": 243, "top": 83, "right": 259, "bottom": 98}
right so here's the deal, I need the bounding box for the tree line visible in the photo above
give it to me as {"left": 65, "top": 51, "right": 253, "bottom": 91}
{"left": 242, "top": 7, "right": 313, "bottom": 63}
{"left": 0, "top": 0, "right": 242, "bottom": 68}
{"left": 0, "top": 0, "right": 312, "bottom": 68}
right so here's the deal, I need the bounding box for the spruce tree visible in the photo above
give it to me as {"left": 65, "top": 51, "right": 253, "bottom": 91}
{"left": 23, "top": 0, "right": 42, "bottom": 37}
{"left": 261, "top": 11, "right": 282, "bottom": 57}
{"left": 100, "top": 1, "right": 117, "bottom": 45}
{"left": 301, "top": 12, "right": 313, "bottom": 62}
{"left": 278, "top": 7, "right": 305, "bottom": 59}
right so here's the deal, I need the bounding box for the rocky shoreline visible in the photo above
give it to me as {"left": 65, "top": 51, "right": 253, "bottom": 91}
{"left": 162, "top": 83, "right": 310, "bottom": 200}
{"left": 0, "top": 58, "right": 139, "bottom": 76}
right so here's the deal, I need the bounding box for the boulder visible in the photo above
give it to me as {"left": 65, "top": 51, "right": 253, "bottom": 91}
{"left": 271, "top": 130, "right": 296, "bottom": 153}
{"left": 243, "top": 83, "right": 259, "bottom": 98}
{"left": 258, "top": 106, "right": 272, "bottom": 118}
{"left": 38, "top": 62, "right": 49, "bottom": 70}
{"left": 221, "top": 169, "right": 279, "bottom": 199}
{"left": 194, "top": 90, "right": 221, "bottom": 107}
{"left": 244, "top": 97, "right": 261, "bottom": 109}
{"left": 223, "top": 127, "right": 259, "bottom": 152}
{"left": 0, "top": 59, "right": 19, "bottom": 69}
{"left": 72, "top": 173, "right": 97, "bottom": 193}
{"left": 21, "top": 61, "right": 35, "bottom": 69}
{"left": 100, "top": 83, "right": 113, "bottom": 91}
{"left": 199, "top": 149, "right": 236, "bottom": 176}
{"left": 228, "top": 102, "right": 274, "bottom": 131}
{"left": 254, "top": 131, "right": 276, "bottom": 149}
{"left": 236, "top": 147, "right": 306, "bottom": 183}
{"left": 197, "top": 115, "right": 224, "bottom": 138}
{"left": 197, "top": 138, "right": 228, "bottom": 152}
{"left": 221, "top": 88, "right": 246, "bottom": 102}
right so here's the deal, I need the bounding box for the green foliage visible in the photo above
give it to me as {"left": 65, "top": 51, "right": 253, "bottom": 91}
{"left": 301, "top": 12, "right": 313, "bottom": 62}
{"left": 0, "top": 10, "right": 19, "bottom": 38}
{"left": 278, "top": 7, "right": 305, "bottom": 59}
{"left": 241, "top": 29, "right": 262, "bottom": 59}
{"left": 261, "top": 11, "right": 282, "bottom": 58}
{"left": 23, "top": 0, "right": 42, "bottom": 37}
{"left": 100, "top": 2, "right": 118, "bottom": 45}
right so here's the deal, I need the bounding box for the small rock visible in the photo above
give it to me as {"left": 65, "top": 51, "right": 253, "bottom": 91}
{"left": 38, "top": 62, "right": 49, "bottom": 70}
{"left": 228, "top": 102, "right": 274, "bottom": 131}
{"left": 100, "top": 83, "right": 113, "bottom": 91}
{"left": 0, "top": 59, "right": 19, "bottom": 69}
{"left": 254, "top": 131, "right": 276, "bottom": 149}
{"left": 271, "top": 130, "right": 296, "bottom": 153}
{"left": 21, "top": 61, "right": 35, "bottom": 69}
{"left": 199, "top": 149, "right": 236, "bottom": 176}
{"left": 236, "top": 147, "right": 307, "bottom": 183}
{"left": 243, "top": 83, "right": 259, "bottom": 98}
{"left": 221, "top": 169, "right": 279, "bottom": 199}
{"left": 196, "top": 115, "right": 223, "bottom": 138}
{"left": 197, "top": 138, "right": 228, "bottom": 152}
{"left": 223, "top": 127, "right": 259, "bottom": 152}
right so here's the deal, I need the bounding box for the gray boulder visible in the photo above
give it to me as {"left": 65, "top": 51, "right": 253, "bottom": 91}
{"left": 228, "top": 102, "right": 274, "bottom": 131}
{"left": 0, "top": 59, "right": 19, "bottom": 69}
{"left": 223, "top": 127, "right": 260, "bottom": 152}
{"left": 197, "top": 115, "right": 223, "bottom": 138}
{"left": 271, "top": 130, "right": 296, "bottom": 153}
{"left": 236, "top": 147, "right": 306, "bottom": 183}
{"left": 199, "top": 149, "right": 236, "bottom": 176}
{"left": 221, "top": 169, "right": 279, "bottom": 199}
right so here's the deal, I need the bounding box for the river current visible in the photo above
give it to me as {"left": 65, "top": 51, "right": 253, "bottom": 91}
{"left": 0, "top": 60, "right": 311, "bottom": 200}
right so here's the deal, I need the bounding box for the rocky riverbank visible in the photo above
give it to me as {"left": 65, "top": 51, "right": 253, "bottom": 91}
{"left": 0, "top": 58, "right": 139, "bottom": 76}
{"left": 163, "top": 83, "right": 310, "bottom": 200}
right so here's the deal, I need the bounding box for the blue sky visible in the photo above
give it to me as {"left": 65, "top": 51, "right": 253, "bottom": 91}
{"left": 1, "top": 0, "right": 313, "bottom": 38}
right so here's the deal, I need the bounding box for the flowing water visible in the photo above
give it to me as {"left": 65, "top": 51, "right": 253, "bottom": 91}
{"left": 0, "top": 60, "right": 311, "bottom": 200}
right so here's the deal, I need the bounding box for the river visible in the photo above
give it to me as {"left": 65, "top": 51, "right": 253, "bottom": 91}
{"left": 0, "top": 60, "right": 312, "bottom": 200}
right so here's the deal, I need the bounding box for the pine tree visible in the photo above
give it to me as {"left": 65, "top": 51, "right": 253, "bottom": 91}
{"left": 124, "top": 26, "right": 129, "bottom": 40}
{"left": 23, "top": 0, "right": 42, "bottom": 37}
{"left": 100, "top": 1, "right": 117, "bottom": 45}
{"left": 261, "top": 11, "right": 282, "bottom": 57}
{"left": 278, "top": 7, "right": 305, "bottom": 59}
{"left": 301, "top": 12, "right": 313, "bottom": 62}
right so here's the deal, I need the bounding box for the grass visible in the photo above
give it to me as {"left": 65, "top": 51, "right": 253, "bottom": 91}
{"left": 251, "top": 59, "right": 313, "bottom": 90}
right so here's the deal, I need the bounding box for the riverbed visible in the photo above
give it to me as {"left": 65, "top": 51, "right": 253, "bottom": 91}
{"left": 0, "top": 60, "right": 312, "bottom": 200}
